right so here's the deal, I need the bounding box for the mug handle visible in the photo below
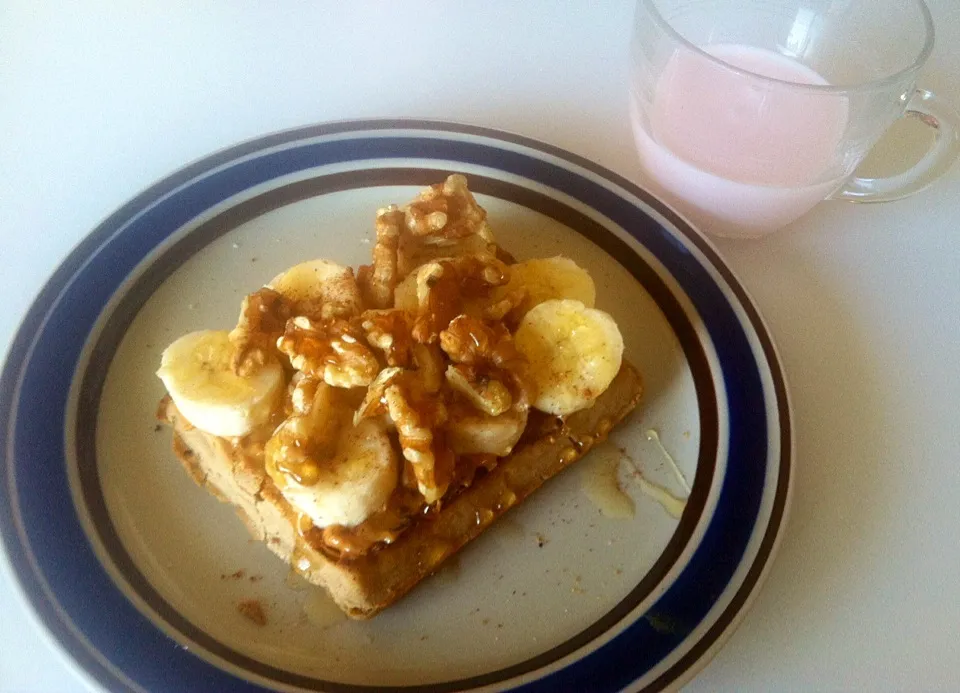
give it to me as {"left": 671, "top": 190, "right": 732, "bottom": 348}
{"left": 830, "top": 89, "right": 960, "bottom": 203}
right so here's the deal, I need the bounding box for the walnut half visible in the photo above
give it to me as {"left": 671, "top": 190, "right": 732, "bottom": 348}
{"left": 277, "top": 316, "right": 380, "bottom": 388}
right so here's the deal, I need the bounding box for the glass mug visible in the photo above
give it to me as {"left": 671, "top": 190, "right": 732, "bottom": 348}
{"left": 629, "top": 0, "right": 960, "bottom": 238}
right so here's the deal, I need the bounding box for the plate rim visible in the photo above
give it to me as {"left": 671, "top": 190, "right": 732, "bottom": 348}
{"left": 0, "top": 118, "right": 793, "bottom": 693}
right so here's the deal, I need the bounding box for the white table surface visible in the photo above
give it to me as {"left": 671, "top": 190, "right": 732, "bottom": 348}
{"left": 2, "top": 1, "right": 959, "bottom": 691}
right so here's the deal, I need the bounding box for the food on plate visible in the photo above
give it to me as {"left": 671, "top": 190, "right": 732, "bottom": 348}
{"left": 156, "top": 175, "right": 643, "bottom": 618}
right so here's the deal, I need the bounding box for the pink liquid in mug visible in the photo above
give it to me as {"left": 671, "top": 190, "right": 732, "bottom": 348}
{"left": 631, "top": 44, "right": 849, "bottom": 237}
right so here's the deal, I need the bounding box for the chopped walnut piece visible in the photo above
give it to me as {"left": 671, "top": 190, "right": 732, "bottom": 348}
{"left": 411, "top": 254, "right": 509, "bottom": 344}
{"left": 358, "top": 206, "right": 403, "bottom": 309}
{"left": 483, "top": 287, "right": 527, "bottom": 323}
{"left": 384, "top": 383, "right": 452, "bottom": 504}
{"left": 397, "top": 231, "right": 498, "bottom": 281}
{"left": 361, "top": 308, "right": 413, "bottom": 367}
{"left": 404, "top": 174, "right": 489, "bottom": 240}
{"left": 446, "top": 364, "right": 512, "bottom": 417}
{"left": 229, "top": 287, "right": 293, "bottom": 375}
{"left": 439, "top": 315, "right": 511, "bottom": 365}
{"left": 277, "top": 316, "right": 380, "bottom": 388}
{"left": 412, "top": 342, "right": 445, "bottom": 393}
{"left": 354, "top": 366, "right": 404, "bottom": 424}
{"left": 289, "top": 373, "right": 322, "bottom": 415}
{"left": 396, "top": 175, "right": 498, "bottom": 279}
{"left": 354, "top": 367, "right": 452, "bottom": 504}
{"left": 411, "top": 262, "right": 454, "bottom": 344}
{"left": 440, "top": 315, "right": 535, "bottom": 410}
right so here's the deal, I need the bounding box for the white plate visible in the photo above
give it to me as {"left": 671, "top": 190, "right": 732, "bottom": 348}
{"left": 0, "top": 120, "right": 792, "bottom": 692}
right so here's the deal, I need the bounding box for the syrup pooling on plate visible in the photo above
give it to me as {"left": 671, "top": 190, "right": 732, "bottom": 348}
{"left": 581, "top": 433, "right": 690, "bottom": 520}
{"left": 644, "top": 428, "right": 691, "bottom": 495}
{"left": 633, "top": 475, "right": 687, "bottom": 520}
{"left": 633, "top": 430, "right": 689, "bottom": 518}
{"left": 303, "top": 589, "right": 347, "bottom": 629}
{"left": 580, "top": 444, "right": 636, "bottom": 519}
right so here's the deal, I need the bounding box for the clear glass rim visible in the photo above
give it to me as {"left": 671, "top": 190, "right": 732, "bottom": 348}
{"left": 639, "top": 0, "right": 935, "bottom": 93}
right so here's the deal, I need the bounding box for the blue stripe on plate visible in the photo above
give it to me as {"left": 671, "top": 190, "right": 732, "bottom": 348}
{"left": 2, "top": 125, "right": 773, "bottom": 692}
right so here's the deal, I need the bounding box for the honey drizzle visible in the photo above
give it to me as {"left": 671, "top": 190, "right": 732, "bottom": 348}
{"left": 644, "top": 428, "right": 691, "bottom": 495}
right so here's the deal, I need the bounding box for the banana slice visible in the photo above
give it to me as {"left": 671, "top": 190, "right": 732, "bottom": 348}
{"left": 446, "top": 407, "right": 528, "bottom": 457}
{"left": 513, "top": 299, "right": 623, "bottom": 416}
{"left": 274, "top": 419, "right": 399, "bottom": 528}
{"left": 507, "top": 256, "right": 596, "bottom": 311}
{"left": 268, "top": 259, "right": 363, "bottom": 317}
{"left": 157, "top": 330, "right": 284, "bottom": 437}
